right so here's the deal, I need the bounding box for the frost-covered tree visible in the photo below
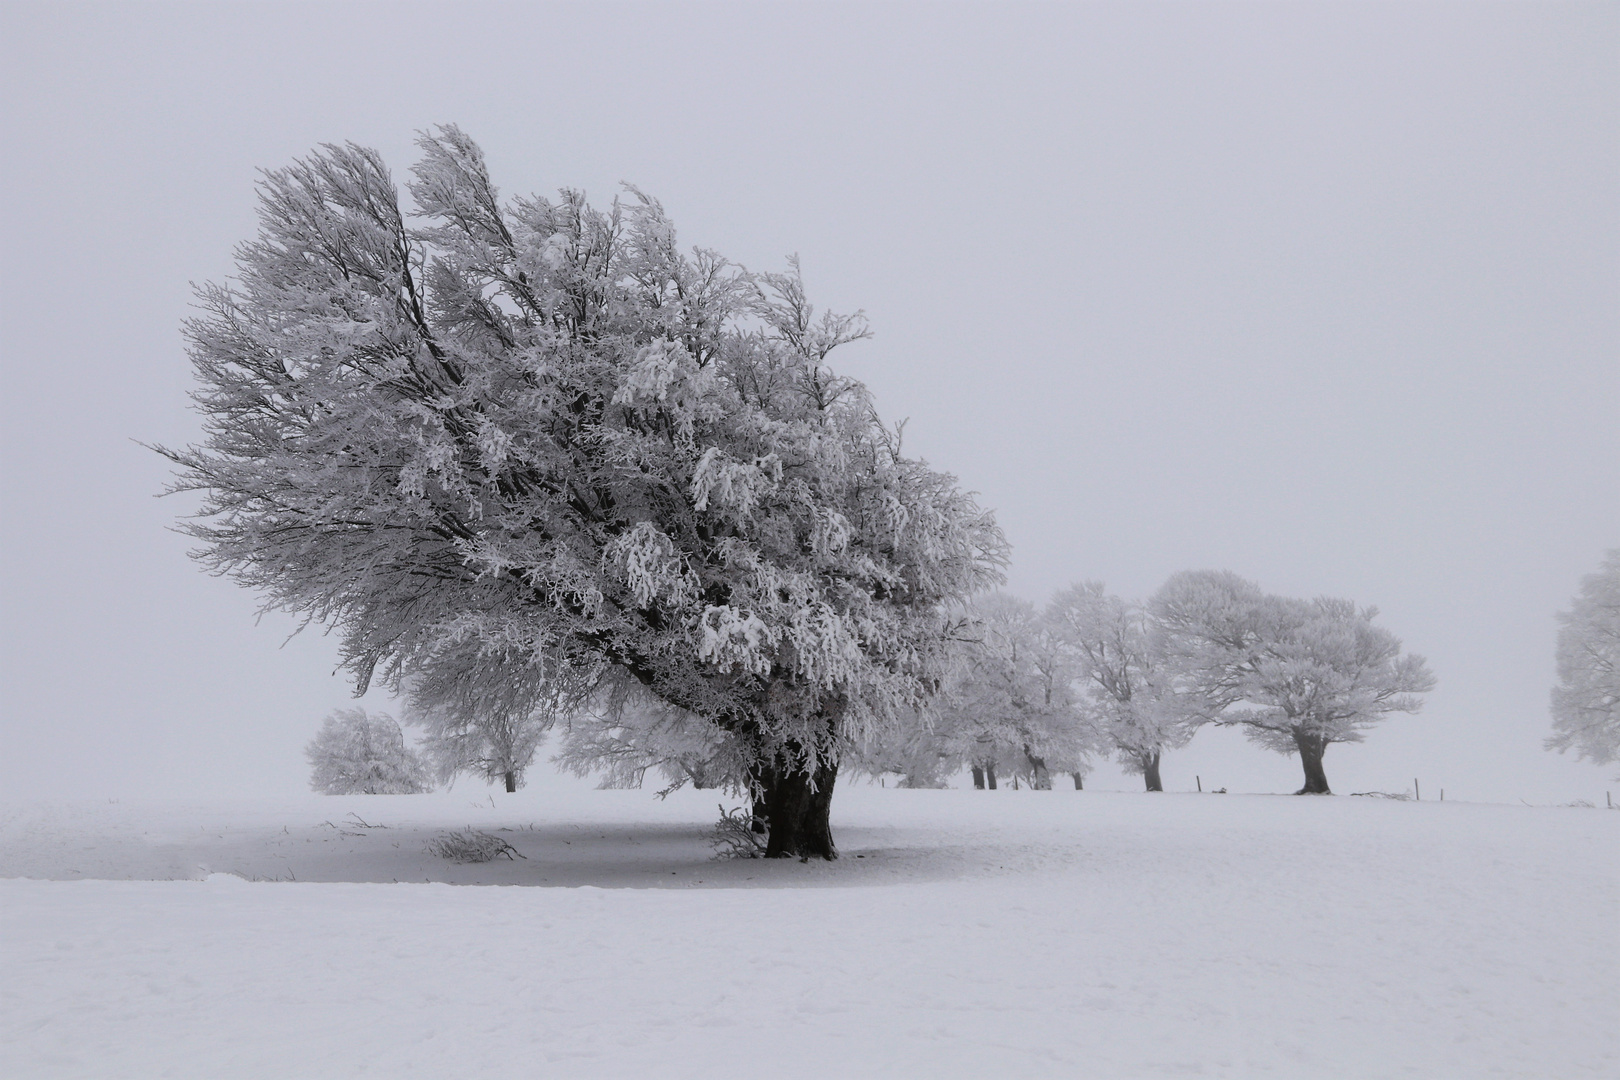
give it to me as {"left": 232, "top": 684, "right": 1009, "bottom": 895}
{"left": 1152, "top": 571, "right": 1435, "bottom": 794}
{"left": 410, "top": 703, "right": 549, "bottom": 793}
{"left": 305, "top": 708, "right": 432, "bottom": 794}
{"left": 935, "top": 594, "right": 1091, "bottom": 790}
{"left": 1545, "top": 549, "right": 1620, "bottom": 773}
{"left": 1019, "top": 600, "right": 1097, "bottom": 788}
{"left": 1050, "top": 582, "right": 1192, "bottom": 792}
{"left": 402, "top": 634, "right": 590, "bottom": 792}
{"left": 554, "top": 682, "right": 748, "bottom": 793}
{"left": 842, "top": 701, "right": 960, "bottom": 788}
{"left": 158, "top": 128, "right": 1004, "bottom": 857}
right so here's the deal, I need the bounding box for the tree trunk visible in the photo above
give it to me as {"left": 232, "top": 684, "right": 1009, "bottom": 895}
{"left": 971, "top": 765, "right": 985, "bottom": 790}
{"left": 1293, "top": 731, "right": 1331, "bottom": 794}
{"left": 503, "top": 770, "right": 517, "bottom": 793}
{"left": 751, "top": 792, "right": 768, "bottom": 834}
{"left": 1141, "top": 749, "right": 1163, "bottom": 792}
{"left": 1071, "top": 772, "right": 1083, "bottom": 790}
{"left": 1023, "top": 747, "right": 1052, "bottom": 790}
{"left": 757, "top": 755, "right": 839, "bottom": 860}
{"left": 986, "top": 764, "right": 998, "bottom": 790}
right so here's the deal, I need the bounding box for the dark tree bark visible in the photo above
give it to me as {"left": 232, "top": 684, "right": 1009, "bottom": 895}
{"left": 971, "top": 765, "right": 986, "bottom": 790}
{"left": 1293, "top": 731, "right": 1331, "bottom": 794}
{"left": 1071, "top": 772, "right": 1083, "bottom": 790}
{"left": 751, "top": 792, "right": 768, "bottom": 834}
{"left": 503, "top": 770, "right": 517, "bottom": 793}
{"left": 985, "top": 764, "right": 998, "bottom": 790}
{"left": 757, "top": 754, "right": 839, "bottom": 859}
{"left": 1023, "top": 747, "right": 1052, "bottom": 790}
{"left": 1141, "top": 750, "right": 1163, "bottom": 792}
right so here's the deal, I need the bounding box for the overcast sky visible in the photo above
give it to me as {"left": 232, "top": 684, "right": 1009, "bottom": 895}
{"left": 2, "top": 1, "right": 1615, "bottom": 802}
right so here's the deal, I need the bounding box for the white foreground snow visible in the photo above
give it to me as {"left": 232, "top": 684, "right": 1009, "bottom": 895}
{"left": 2, "top": 786, "right": 1616, "bottom": 1079}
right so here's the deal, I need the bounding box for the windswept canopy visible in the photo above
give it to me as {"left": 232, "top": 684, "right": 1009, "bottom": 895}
{"left": 160, "top": 128, "right": 1005, "bottom": 833}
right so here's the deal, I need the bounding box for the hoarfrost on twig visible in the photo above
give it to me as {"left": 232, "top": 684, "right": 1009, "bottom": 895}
{"left": 426, "top": 827, "right": 526, "bottom": 863}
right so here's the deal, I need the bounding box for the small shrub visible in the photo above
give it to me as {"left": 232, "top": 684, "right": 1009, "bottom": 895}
{"left": 710, "top": 804, "right": 767, "bottom": 859}
{"left": 426, "top": 828, "right": 526, "bottom": 863}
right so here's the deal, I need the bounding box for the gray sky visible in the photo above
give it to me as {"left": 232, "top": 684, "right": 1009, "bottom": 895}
{"left": 2, "top": 1, "right": 1615, "bottom": 802}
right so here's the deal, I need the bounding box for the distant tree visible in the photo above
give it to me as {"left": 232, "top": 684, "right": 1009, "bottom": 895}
{"left": 843, "top": 703, "right": 959, "bottom": 788}
{"left": 935, "top": 594, "right": 1092, "bottom": 790}
{"left": 1050, "top": 582, "right": 1194, "bottom": 792}
{"left": 1020, "top": 600, "right": 1097, "bottom": 787}
{"left": 305, "top": 708, "right": 432, "bottom": 794}
{"left": 402, "top": 634, "right": 589, "bottom": 792}
{"left": 1545, "top": 549, "right": 1620, "bottom": 773}
{"left": 1152, "top": 571, "right": 1435, "bottom": 794}
{"left": 554, "top": 682, "right": 747, "bottom": 794}
{"left": 157, "top": 128, "right": 1006, "bottom": 858}
{"left": 410, "top": 704, "right": 548, "bottom": 793}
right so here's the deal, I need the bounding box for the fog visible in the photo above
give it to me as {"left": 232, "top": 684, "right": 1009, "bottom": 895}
{"left": 2, "top": 2, "right": 1614, "bottom": 802}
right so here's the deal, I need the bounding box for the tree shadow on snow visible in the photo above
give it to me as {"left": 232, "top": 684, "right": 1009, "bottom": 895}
{"left": 3, "top": 816, "right": 1036, "bottom": 889}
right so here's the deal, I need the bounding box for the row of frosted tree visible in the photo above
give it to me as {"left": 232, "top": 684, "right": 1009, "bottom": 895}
{"left": 310, "top": 546, "right": 1618, "bottom": 801}
{"left": 307, "top": 570, "right": 1438, "bottom": 800}
{"left": 861, "top": 578, "right": 1435, "bottom": 794}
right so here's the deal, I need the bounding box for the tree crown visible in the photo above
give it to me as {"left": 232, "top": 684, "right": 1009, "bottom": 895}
{"left": 161, "top": 127, "right": 1007, "bottom": 774}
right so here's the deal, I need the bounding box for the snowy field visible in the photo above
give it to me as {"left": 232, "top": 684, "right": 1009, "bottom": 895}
{"left": 2, "top": 784, "right": 1616, "bottom": 1079}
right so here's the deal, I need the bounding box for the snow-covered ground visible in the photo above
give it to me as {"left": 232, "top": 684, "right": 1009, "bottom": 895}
{"left": 2, "top": 784, "right": 1615, "bottom": 1079}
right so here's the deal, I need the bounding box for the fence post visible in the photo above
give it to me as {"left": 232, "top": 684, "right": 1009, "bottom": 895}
{"left": 1196, "top": 775, "right": 1202, "bottom": 793}
{"left": 1414, "top": 778, "right": 1420, "bottom": 801}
